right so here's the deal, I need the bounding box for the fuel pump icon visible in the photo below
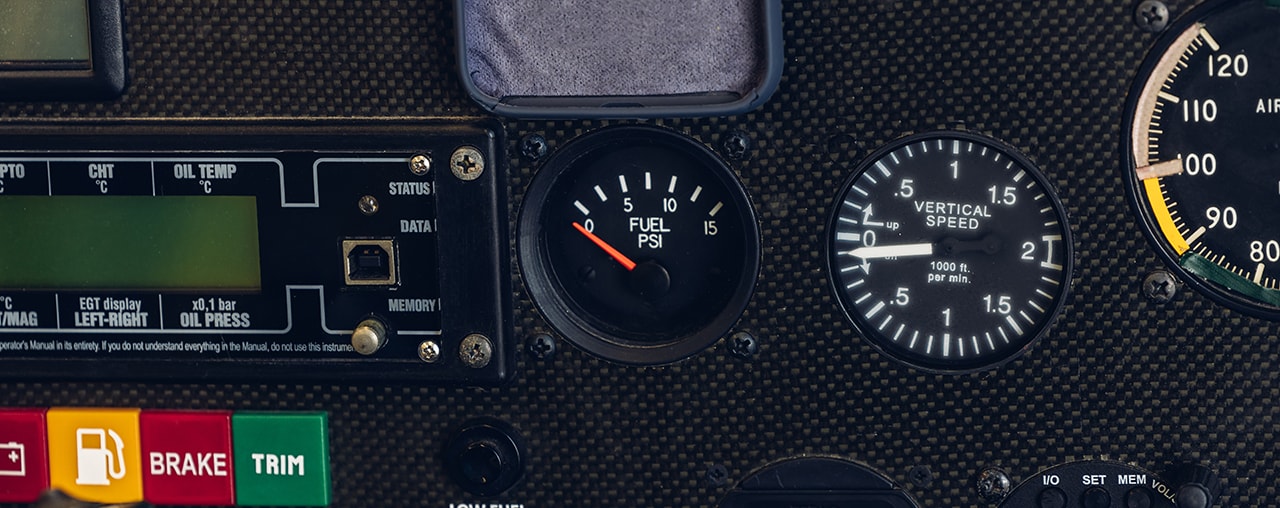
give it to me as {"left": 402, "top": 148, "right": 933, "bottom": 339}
{"left": 75, "top": 428, "right": 126, "bottom": 486}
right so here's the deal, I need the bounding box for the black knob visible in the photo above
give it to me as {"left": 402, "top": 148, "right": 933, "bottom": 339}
{"left": 444, "top": 418, "right": 526, "bottom": 496}
{"left": 1175, "top": 485, "right": 1210, "bottom": 508}
{"left": 1168, "top": 463, "right": 1222, "bottom": 508}
{"left": 459, "top": 442, "right": 505, "bottom": 485}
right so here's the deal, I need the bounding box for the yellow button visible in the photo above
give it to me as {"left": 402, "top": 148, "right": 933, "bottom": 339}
{"left": 46, "top": 408, "right": 143, "bottom": 504}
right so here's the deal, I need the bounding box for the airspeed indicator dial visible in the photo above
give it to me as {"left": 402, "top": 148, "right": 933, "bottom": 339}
{"left": 827, "top": 132, "right": 1073, "bottom": 372}
{"left": 1125, "top": 0, "right": 1280, "bottom": 319}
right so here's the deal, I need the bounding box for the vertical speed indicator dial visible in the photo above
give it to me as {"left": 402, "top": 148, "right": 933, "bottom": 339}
{"left": 827, "top": 132, "right": 1073, "bottom": 372}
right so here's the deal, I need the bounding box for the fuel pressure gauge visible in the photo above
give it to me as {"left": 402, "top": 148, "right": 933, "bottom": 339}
{"left": 518, "top": 126, "right": 760, "bottom": 364}
{"left": 1125, "top": 0, "right": 1280, "bottom": 319}
{"left": 827, "top": 132, "right": 1073, "bottom": 372}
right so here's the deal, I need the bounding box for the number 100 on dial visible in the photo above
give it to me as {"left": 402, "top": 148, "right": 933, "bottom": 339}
{"left": 1125, "top": 0, "right": 1280, "bottom": 319}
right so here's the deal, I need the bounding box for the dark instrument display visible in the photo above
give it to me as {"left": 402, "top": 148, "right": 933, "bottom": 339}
{"left": 828, "top": 131, "right": 1072, "bottom": 372}
{"left": 0, "top": 1, "right": 1273, "bottom": 507}
{"left": 0, "top": 126, "right": 512, "bottom": 384}
{"left": 519, "top": 126, "right": 759, "bottom": 364}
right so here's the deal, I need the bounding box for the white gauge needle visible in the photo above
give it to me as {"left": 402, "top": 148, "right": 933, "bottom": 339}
{"left": 848, "top": 243, "right": 934, "bottom": 260}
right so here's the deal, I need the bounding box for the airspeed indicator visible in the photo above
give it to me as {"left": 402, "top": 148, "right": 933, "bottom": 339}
{"left": 827, "top": 131, "right": 1073, "bottom": 372}
{"left": 1125, "top": 0, "right": 1280, "bottom": 319}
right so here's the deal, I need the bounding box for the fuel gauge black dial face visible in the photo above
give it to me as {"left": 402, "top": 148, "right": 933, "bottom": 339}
{"left": 827, "top": 132, "right": 1073, "bottom": 372}
{"left": 518, "top": 126, "right": 760, "bottom": 364}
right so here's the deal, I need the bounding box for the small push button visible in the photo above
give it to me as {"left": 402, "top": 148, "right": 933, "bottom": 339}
{"left": 46, "top": 408, "right": 143, "bottom": 504}
{"left": 140, "top": 410, "right": 235, "bottom": 506}
{"left": 0, "top": 409, "right": 49, "bottom": 503}
{"left": 351, "top": 318, "right": 388, "bottom": 355}
{"left": 232, "top": 412, "right": 330, "bottom": 506}
{"left": 1037, "top": 487, "right": 1067, "bottom": 508}
{"left": 444, "top": 418, "right": 525, "bottom": 497}
{"left": 1082, "top": 486, "right": 1113, "bottom": 508}
{"left": 1125, "top": 487, "right": 1154, "bottom": 508}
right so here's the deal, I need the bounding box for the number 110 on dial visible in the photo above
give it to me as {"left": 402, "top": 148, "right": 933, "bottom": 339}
{"left": 826, "top": 132, "right": 1073, "bottom": 372}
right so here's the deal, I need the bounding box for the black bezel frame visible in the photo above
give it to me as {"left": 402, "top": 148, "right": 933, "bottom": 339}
{"left": 517, "top": 125, "right": 761, "bottom": 365}
{"left": 720, "top": 457, "right": 921, "bottom": 508}
{"left": 1121, "top": 0, "right": 1280, "bottom": 321}
{"left": 0, "top": 121, "right": 512, "bottom": 385}
{"left": 0, "top": 0, "right": 126, "bottom": 100}
{"left": 824, "top": 130, "right": 1075, "bottom": 374}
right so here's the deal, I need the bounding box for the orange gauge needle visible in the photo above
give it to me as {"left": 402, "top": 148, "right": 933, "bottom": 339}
{"left": 572, "top": 221, "right": 637, "bottom": 271}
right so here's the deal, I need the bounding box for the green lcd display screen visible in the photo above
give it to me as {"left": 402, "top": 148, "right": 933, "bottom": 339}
{"left": 0, "top": 1, "right": 92, "bottom": 63}
{"left": 0, "top": 196, "right": 262, "bottom": 290}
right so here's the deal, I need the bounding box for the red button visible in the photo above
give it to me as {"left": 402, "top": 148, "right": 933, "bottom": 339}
{"left": 139, "top": 411, "right": 235, "bottom": 506}
{"left": 0, "top": 408, "right": 50, "bottom": 503}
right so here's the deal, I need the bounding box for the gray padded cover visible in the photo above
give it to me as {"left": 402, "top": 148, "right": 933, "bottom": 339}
{"left": 462, "top": 0, "right": 764, "bottom": 97}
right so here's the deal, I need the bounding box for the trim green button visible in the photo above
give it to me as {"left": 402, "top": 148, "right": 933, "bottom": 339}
{"left": 231, "top": 413, "right": 330, "bottom": 506}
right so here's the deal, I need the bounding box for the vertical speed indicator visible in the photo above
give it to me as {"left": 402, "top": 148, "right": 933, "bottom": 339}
{"left": 827, "top": 132, "right": 1073, "bottom": 372}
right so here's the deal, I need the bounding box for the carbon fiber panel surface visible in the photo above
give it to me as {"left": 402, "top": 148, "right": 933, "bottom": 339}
{"left": 3, "top": 0, "right": 1274, "bottom": 506}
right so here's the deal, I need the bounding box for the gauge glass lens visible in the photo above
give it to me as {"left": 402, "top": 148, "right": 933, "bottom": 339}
{"left": 542, "top": 147, "right": 748, "bottom": 339}
{"left": 828, "top": 132, "right": 1072, "bottom": 372}
{"left": 519, "top": 126, "right": 760, "bottom": 364}
{"left": 1126, "top": 0, "right": 1280, "bottom": 318}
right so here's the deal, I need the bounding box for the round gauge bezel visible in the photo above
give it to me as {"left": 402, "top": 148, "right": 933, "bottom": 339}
{"left": 825, "top": 130, "right": 1074, "bottom": 373}
{"left": 1121, "top": 0, "right": 1280, "bottom": 321}
{"left": 517, "top": 124, "right": 761, "bottom": 365}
